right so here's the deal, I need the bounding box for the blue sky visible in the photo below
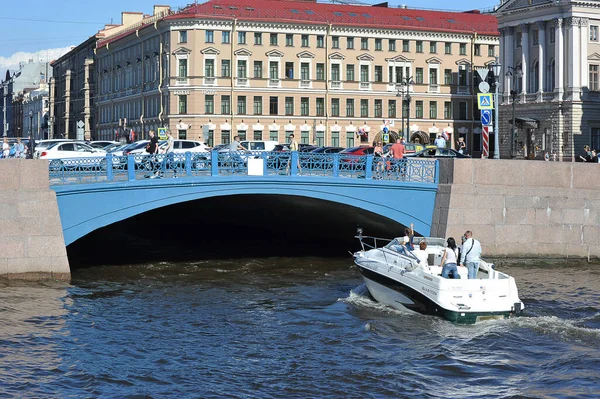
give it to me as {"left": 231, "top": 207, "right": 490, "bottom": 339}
{"left": 0, "top": 0, "right": 500, "bottom": 58}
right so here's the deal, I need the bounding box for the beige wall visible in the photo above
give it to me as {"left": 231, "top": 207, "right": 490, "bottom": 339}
{"left": 432, "top": 159, "right": 600, "bottom": 259}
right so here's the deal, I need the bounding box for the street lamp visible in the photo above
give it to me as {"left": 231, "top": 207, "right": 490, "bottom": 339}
{"left": 395, "top": 77, "right": 414, "bottom": 139}
{"left": 505, "top": 66, "right": 523, "bottom": 158}
{"left": 29, "top": 110, "right": 33, "bottom": 139}
{"left": 490, "top": 57, "right": 502, "bottom": 159}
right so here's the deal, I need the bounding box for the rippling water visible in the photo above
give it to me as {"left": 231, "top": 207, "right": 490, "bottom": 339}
{"left": 1, "top": 259, "right": 599, "bottom": 398}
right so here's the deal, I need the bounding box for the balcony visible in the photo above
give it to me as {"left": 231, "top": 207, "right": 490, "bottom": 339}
{"left": 236, "top": 77, "right": 249, "bottom": 87}
{"left": 542, "top": 92, "right": 556, "bottom": 102}
{"left": 525, "top": 93, "right": 537, "bottom": 103}
{"left": 204, "top": 77, "right": 216, "bottom": 86}
{"left": 176, "top": 77, "right": 189, "bottom": 86}
{"left": 268, "top": 78, "right": 280, "bottom": 88}
{"left": 359, "top": 81, "right": 371, "bottom": 90}
{"left": 330, "top": 80, "right": 341, "bottom": 89}
{"left": 428, "top": 84, "right": 440, "bottom": 93}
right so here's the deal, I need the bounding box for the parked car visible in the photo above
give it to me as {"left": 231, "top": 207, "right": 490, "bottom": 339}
{"left": 405, "top": 147, "right": 471, "bottom": 158}
{"left": 90, "top": 140, "right": 119, "bottom": 149}
{"left": 309, "top": 146, "right": 344, "bottom": 154}
{"left": 382, "top": 143, "right": 436, "bottom": 155}
{"left": 338, "top": 146, "right": 375, "bottom": 170}
{"left": 39, "top": 141, "right": 107, "bottom": 170}
{"left": 34, "top": 139, "right": 83, "bottom": 158}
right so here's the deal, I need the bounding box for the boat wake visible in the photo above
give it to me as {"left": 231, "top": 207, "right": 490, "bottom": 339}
{"left": 508, "top": 314, "right": 600, "bottom": 342}
{"left": 338, "top": 284, "right": 415, "bottom": 316}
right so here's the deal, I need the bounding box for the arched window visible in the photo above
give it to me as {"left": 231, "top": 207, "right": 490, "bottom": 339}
{"left": 550, "top": 59, "right": 556, "bottom": 91}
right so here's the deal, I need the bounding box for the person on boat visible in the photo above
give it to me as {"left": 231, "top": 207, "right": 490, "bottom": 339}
{"left": 460, "top": 230, "right": 482, "bottom": 279}
{"left": 413, "top": 241, "right": 429, "bottom": 267}
{"left": 402, "top": 223, "right": 415, "bottom": 251}
{"left": 440, "top": 237, "right": 461, "bottom": 279}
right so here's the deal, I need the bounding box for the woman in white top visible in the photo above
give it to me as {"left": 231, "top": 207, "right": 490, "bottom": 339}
{"left": 2, "top": 138, "right": 9, "bottom": 158}
{"left": 440, "top": 237, "right": 461, "bottom": 279}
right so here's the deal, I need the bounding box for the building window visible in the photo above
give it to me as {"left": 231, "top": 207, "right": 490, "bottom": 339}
{"left": 444, "top": 69, "right": 452, "bottom": 85}
{"left": 238, "top": 31, "right": 246, "bottom": 44}
{"left": 516, "top": 32, "right": 522, "bottom": 48}
{"left": 375, "top": 66, "right": 383, "bottom": 82}
{"left": 375, "top": 38, "right": 382, "bottom": 51}
{"left": 285, "top": 97, "right": 294, "bottom": 115}
{"left": 360, "top": 65, "right": 368, "bottom": 82}
{"left": 459, "top": 43, "right": 467, "bottom": 55}
{"left": 179, "top": 31, "right": 187, "bottom": 43}
{"left": 331, "top": 132, "right": 339, "bottom": 147}
{"left": 592, "top": 127, "right": 600, "bottom": 150}
{"left": 374, "top": 99, "right": 382, "bottom": 118}
{"left": 332, "top": 64, "right": 341, "bottom": 82}
{"left": 346, "top": 99, "right": 354, "bottom": 117}
{"left": 270, "top": 61, "right": 279, "bottom": 79}
{"left": 346, "top": 64, "right": 355, "bottom": 81}
{"left": 532, "top": 29, "right": 539, "bottom": 45}
{"left": 429, "top": 101, "right": 437, "bottom": 119}
{"left": 474, "top": 44, "right": 481, "bottom": 56}
{"left": 254, "top": 61, "right": 263, "bottom": 78}
{"left": 300, "top": 62, "right": 309, "bottom": 80}
{"left": 347, "top": 37, "right": 354, "bottom": 49}
{"left": 445, "top": 42, "right": 451, "bottom": 54}
{"left": 389, "top": 39, "right": 396, "bottom": 51}
{"left": 285, "top": 62, "right": 294, "bottom": 79}
{"left": 205, "top": 59, "right": 214, "bottom": 77}
{"left": 360, "top": 99, "right": 368, "bottom": 117}
{"left": 316, "top": 63, "right": 325, "bottom": 80}
{"left": 178, "top": 59, "right": 188, "bottom": 77}
{"left": 430, "top": 41, "right": 437, "bottom": 54}
{"left": 332, "top": 36, "right": 339, "bottom": 48}
{"left": 237, "top": 60, "right": 247, "bottom": 78}
{"left": 254, "top": 32, "right": 262, "bottom": 45}
{"left": 205, "top": 95, "right": 214, "bottom": 114}
{"left": 346, "top": 134, "right": 354, "bottom": 148}
{"left": 270, "top": 33, "right": 278, "bottom": 46}
{"left": 415, "top": 101, "right": 423, "bottom": 119}
{"left": 331, "top": 98, "right": 340, "bottom": 117}
{"left": 206, "top": 30, "right": 214, "bottom": 43}
{"left": 269, "top": 130, "right": 278, "bottom": 142}
{"left": 222, "top": 31, "right": 230, "bottom": 44}
{"left": 416, "top": 41, "right": 423, "bottom": 53}
{"left": 286, "top": 34, "right": 294, "bottom": 47}
{"left": 317, "top": 35, "right": 324, "bottom": 48}
{"left": 254, "top": 130, "right": 262, "bottom": 140}
{"left": 403, "top": 40, "right": 410, "bottom": 52}
{"left": 388, "top": 100, "right": 396, "bottom": 118}
{"left": 488, "top": 45, "right": 495, "bottom": 57}
{"left": 316, "top": 98, "right": 324, "bottom": 116}
{"left": 458, "top": 68, "right": 467, "bottom": 86}
{"left": 591, "top": 26, "right": 599, "bottom": 42}
{"left": 429, "top": 69, "right": 437, "bottom": 85}
{"left": 415, "top": 68, "right": 423, "bottom": 84}
{"left": 361, "top": 37, "right": 368, "bottom": 50}
{"left": 550, "top": 28, "right": 555, "bottom": 44}
{"left": 301, "top": 34, "right": 309, "bottom": 47}
{"left": 221, "top": 60, "right": 231, "bottom": 77}
{"left": 237, "top": 96, "right": 246, "bottom": 115}
{"left": 222, "top": 131, "right": 230, "bottom": 144}
{"left": 221, "top": 95, "right": 231, "bottom": 114}
{"left": 269, "top": 96, "right": 278, "bottom": 115}
{"left": 238, "top": 131, "right": 246, "bottom": 140}
{"left": 253, "top": 96, "right": 262, "bottom": 115}
{"left": 590, "top": 64, "right": 599, "bottom": 91}
{"left": 178, "top": 95, "right": 187, "bottom": 114}
{"left": 301, "top": 97, "right": 309, "bottom": 116}
{"left": 459, "top": 101, "right": 467, "bottom": 120}
{"left": 444, "top": 101, "right": 452, "bottom": 119}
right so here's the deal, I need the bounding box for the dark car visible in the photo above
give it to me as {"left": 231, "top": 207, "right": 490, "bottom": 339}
{"left": 405, "top": 147, "right": 471, "bottom": 158}
{"left": 310, "top": 146, "right": 344, "bottom": 154}
{"left": 338, "top": 146, "right": 374, "bottom": 170}
{"left": 298, "top": 144, "right": 318, "bottom": 152}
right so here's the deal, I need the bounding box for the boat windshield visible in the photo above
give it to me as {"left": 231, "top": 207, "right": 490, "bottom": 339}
{"left": 384, "top": 238, "right": 402, "bottom": 249}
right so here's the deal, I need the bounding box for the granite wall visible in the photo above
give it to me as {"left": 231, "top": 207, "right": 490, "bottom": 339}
{"left": 0, "top": 159, "right": 70, "bottom": 280}
{"left": 431, "top": 158, "right": 600, "bottom": 259}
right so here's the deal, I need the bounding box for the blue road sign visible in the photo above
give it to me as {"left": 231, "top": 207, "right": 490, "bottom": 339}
{"left": 481, "top": 109, "right": 492, "bottom": 126}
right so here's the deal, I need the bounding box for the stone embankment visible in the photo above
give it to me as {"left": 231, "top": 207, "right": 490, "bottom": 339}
{"left": 432, "top": 159, "right": 600, "bottom": 259}
{"left": 0, "top": 159, "right": 70, "bottom": 280}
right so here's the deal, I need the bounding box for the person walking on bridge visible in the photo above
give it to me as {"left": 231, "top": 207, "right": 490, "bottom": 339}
{"left": 460, "top": 230, "right": 482, "bottom": 279}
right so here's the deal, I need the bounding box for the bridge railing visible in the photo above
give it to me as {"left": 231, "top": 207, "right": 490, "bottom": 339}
{"left": 48, "top": 151, "right": 439, "bottom": 185}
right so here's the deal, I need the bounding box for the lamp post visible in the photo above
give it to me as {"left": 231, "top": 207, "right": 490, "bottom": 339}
{"left": 28, "top": 110, "right": 33, "bottom": 140}
{"left": 505, "top": 66, "right": 523, "bottom": 158}
{"left": 395, "top": 77, "right": 414, "bottom": 139}
{"left": 490, "top": 57, "right": 502, "bottom": 159}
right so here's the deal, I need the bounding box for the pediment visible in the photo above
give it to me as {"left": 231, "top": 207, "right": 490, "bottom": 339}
{"left": 386, "top": 55, "right": 411, "bottom": 63}
{"left": 495, "top": 0, "right": 553, "bottom": 14}
{"left": 426, "top": 57, "right": 443, "bottom": 64}
{"left": 265, "top": 49, "right": 284, "bottom": 57}
{"left": 455, "top": 58, "right": 472, "bottom": 65}
{"left": 357, "top": 53, "right": 374, "bottom": 62}
{"left": 234, "top": 48, "right": 253, "bottom": 56}
{"left": 172, "top": 47, "right": 192, "bottom": 55}
{"left": 328, "top": 52, "right": 345, "bottom": 60}
{"left": 200, "top": 47, "right": 220, "bottom": 55}
{"left": 589, "top": 52, "right": 600, "bottom": 61}
{"left": 297, "top": 51, "right": 315, "bottom": 59}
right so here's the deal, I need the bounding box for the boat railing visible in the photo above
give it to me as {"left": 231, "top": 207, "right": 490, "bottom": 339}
{"left": 355, "top": 234, "right": 393, "bottom": 252}
{"left": 355, "top": 233, "right": 421, "bottom": 269}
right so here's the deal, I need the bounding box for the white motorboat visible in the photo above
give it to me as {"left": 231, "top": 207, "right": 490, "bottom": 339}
{"left": 353, "top": 230, "right": 525, "bottom": 324}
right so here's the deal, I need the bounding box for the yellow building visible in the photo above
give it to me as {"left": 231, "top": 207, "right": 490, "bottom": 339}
{"left": 95, "top": 0, "right": 498, "bottom": 152}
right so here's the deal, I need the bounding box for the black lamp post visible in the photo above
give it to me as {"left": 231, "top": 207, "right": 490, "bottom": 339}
{"left": 505, "top": 66, "right": 523, "bottom": 158}
{"left": 490, "top": 57, "right": 502, "bottom": 159}
{"left": 28, "top": 110, "right": 33, "bottom": 140}
{"left": 396, "top": 76, "right": 414, "bottom": 139}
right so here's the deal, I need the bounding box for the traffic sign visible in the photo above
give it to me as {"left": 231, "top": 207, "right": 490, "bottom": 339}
{"left": 157, "top": 127, "right": 168, "bottom": 140}
{"left": 477, "top": 93, "right": 494, "bottom": 109}
{"left": 480, "top": 109, "right": 492, "bottom": 126}
{"left": 482, "top": 125, "right": 490, "bottom": 158}
{"left": 476, "top": 68, "right": 489, "bottom": 81}
{"left": 478, "top": 81, "right": 490, "bottom": 93}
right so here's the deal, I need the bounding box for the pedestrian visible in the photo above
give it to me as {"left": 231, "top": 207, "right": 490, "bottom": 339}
{"left": 434, "top": 134, "right": 446, "bottom": 148}
{"left": 440, "top": 237, "right": 461, "bottom": 279}
{"left": 456, "top": 137, "right": 466, "bottom": 154}
{"left": 389, "top": 136, "right": 405, "bottom": 177}
{"left": 578, "top": 145, "right": 592, "bottom": 162}
{"left": 228, "top": 135, "right": 248, "bottom": 172}
{"left": 146, "top": 130, "right": 161, "bottom": 178}
{"left": 14, "top": 137, "right": 25, "bottom": 158}
{"left": 460, "top": 230, "right": 483, "bottom": 279}
{"left": 2, "top": 137, "right": 9, "bottom": 158}
{"left": 163, "top": 130, "right": 177, "bottom": 178}
{"left": 286, "top": 133, "right": 301, "bottom": 175}
{"left": 373, "top": 140, "right": 386, "bottom": 179}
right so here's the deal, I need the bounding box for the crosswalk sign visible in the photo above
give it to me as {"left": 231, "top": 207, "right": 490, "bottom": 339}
{"left": 157, "top": 127, "right": 168, "bottom": 140}
{"left": 477, "top": 93, "right": 494, "bottom": 110}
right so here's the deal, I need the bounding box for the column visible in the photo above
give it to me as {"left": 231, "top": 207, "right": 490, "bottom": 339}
{"left": 580, "top": 18, "right": 589, "bottom": 92}
{"left": 84, "top": 58, "right": 93, "bottom": 140}
{"left": 65, "top": 69, "right": 72, "bottom": 138}
{"left": 537, "top": 21, "right": 545, "bottom": 98}
{"left": 555, "top": 18, "right": 564, "bottom": 96}
{"left": 504, "top": 27, "right": 514, "bottom": 98}
{"left": 521, "top": 24, "right": 529, "bottom": 96}
{"left": 568, "top": 17, "right": 581, "bottom": 100}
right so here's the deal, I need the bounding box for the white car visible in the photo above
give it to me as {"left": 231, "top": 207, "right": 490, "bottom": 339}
{"left": 34, "top": 139, "right": 83, "bottom": 158}
{"left": 40, "top": 141, "right": 107, "bottom": 170}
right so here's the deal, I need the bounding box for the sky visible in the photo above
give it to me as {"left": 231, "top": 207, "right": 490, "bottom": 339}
{"left": 0, "top": 0, "right": 501, "bottom": 70}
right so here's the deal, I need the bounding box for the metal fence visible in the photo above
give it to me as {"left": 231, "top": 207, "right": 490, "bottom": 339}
{"left": 48, "top": 151, "right": 438, "bottom": 185}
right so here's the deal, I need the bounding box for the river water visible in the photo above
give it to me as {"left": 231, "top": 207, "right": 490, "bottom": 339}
{"left": 1, "top": 258, "right": 599, "bottom": 398}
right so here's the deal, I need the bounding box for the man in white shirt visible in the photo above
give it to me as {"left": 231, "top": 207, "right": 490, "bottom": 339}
{"left": 460, "top": 230, "right": 482, "bottom": 279}
{"left": 412, "top": 241, "right": 429, "bottom": 268}
{"left": 434, "top": 134, "right": 446, "bottom": 148}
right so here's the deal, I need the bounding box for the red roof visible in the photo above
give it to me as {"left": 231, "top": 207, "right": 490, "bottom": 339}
{"left": 170, "top": 0, "right": 498, "bottom": 36}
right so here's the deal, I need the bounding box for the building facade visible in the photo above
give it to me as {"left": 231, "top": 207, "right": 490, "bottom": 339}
{"left": 22, "top": 84, "right": 49, "bottom": 140}
{"left": 94, "top": 0, "right": 498, "bottom": 153}
{"left": 495, "top": 0, "right": 600, "bottom": 160}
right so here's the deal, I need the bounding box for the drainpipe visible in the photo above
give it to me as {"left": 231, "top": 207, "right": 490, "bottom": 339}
{"left": 471, "top": 31, "right": 477, "bottom": 153}
{"left": 155, "top": 22, "right": 165, "bottom": 130}
{"left": 231, "top": 18, "right": 236, "bottom": 140}
{"left": 136, "top": 29, "right": 145, "bottom": 139}
{"left": 325, "top": 23, "right": 331, "bottom": 146}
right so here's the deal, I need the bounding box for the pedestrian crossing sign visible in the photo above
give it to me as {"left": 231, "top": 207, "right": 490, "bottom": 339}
{"left": 157, "top": 127, "right": 168, "bottom": 140}
{"left": 477, "top": 93, "right": 494, "bottom": 110}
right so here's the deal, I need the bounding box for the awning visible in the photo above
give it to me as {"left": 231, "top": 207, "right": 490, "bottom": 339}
{"left": 508, "top": 117, "right": 539, "bottom": 129}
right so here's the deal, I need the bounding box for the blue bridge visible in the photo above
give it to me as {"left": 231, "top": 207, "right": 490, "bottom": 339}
{"left": 49, "top": 151, "right": 439, "bottom": 246}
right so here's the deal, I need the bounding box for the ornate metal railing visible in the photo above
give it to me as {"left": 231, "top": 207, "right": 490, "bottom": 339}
{"left": 48, "top": 151, "right": 439, "bottom": 185}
